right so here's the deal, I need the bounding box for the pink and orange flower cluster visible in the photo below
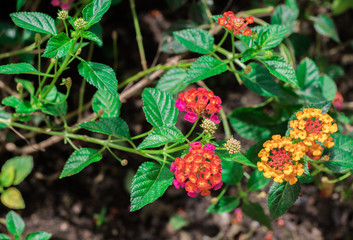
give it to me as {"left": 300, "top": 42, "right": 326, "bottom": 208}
{"left": 218, "top": 11, "right": 254, "bottom": 36}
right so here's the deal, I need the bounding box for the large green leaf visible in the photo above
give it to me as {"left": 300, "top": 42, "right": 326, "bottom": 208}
{"left": 0, "top": 63, "right": 38, "bottom": 74}
{"left": 92, "top": 90, "right": 121, "bottom": 118}
{"left": 83, "top": 0, "right": 112, "bottom": 27}
{"left": 271, "top": 5, "right": 297, "bottom": 34}
{"left": 258, "top": 25, "right": 290, "bottom": 49}
{"left": 324, "top": 149, "right": 353, "bottom": 173}
{"left": 78, "top": 61, "right": 117, "bottom": 95}
{"left": 207, "top": 197, "right": 240, "bottom": 213}
{"left": 78, "top": 117, "right": 130, "bottom": 138}
{"left": 10, "top": 12, "right": 57, "bottom": 35}
{"left": 296, "top": 57, "right": 319, "bottom": 88}
{"left": 220, "top": 159, "right": 243, "bottom": 185}
{"left": 312, "top": 15, "right": 340, "bottom": 42}
{"left": 25, "top": 232, "right": 52, "bottom": 240}
{"left": 156, "top": 68, "right": 188, "bottom": 95}
{"left": 262, "top": 56, "right": 299, "bottom": 87}
{"left": 137, "top": 126, "right": 184, "bottom": 150}
{"left": 42, "top": 33, "right": 74, "bottom": 59}
{"left": 242, "top": 201, "right": 272, "bottom": 229}
{"left": 2, "top": 156, "right": 33, "bottom": 185}
{"left": 268, "top": 181, "right": 300, "bottom": 219}
{"left": 59, "top": 148, "right": 102, "bottom": 178}
{"left": 185, "top": 56, "right": 227, "bottom": 83}
{"left": 6, "top": 211, "right": 25, "bottom": 237}
{"left": 247, "top": 170, "right": 270, "bottom": 191}
{"left": 142, "top": 88, "right": 178, "bottom": 128}
{"left": 1, "top": 187, "right": 25, "bottom": 209}
{"left": 82, "top": 31, "right": 103, "bottom": 46}
{"left": 173, "top": 28, "right": 214, "bottom": 54}
{"left": 130, "top": 162, "right": 173, "bottom": 211}
{"left": 333, "top": 134, "right": 353, "bottom": 152}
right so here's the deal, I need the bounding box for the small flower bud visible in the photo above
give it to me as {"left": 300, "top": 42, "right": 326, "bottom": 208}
{"left": 121, "top": 159, "right": 128, "bottom": 166}
{"left": 74, "top": 18, "right": 87, "bottom": 30}
{"left": 321, "top": 155, "right": 330, "bottom": 162}
{"left": 50, "top": 58, "right": 56, "bottom": 64}
{"left": 321, "top": 176, "right": 329, "bottom": 184}
{"left": 71, "top": 31, "right": 78, "bottom": 38}
{"left": 98, "top": 109, "right": 105, "bottom": 116}
{"left": 16, "top": 83, "right": 23, "bottom": 92}
{"left": 211, "top": 197, "right": 218, "bottom": 204}
{"left": 250, "top": 32, "right": 258, "bottom": 39}
{"left": 76, "top": 48, "right": 82, "bottom": 55}
{"left": 57, "top": 10, "right": 69, "bottom": 20}
{"left": 224, "top": 137, "right": 241, "bottom": 155}
{"left": 201, "top": 118, "right": 217, "bottom": 134}
{"left": 63, "top": 77, "right": 72, "bottom": 88}
{"left": 244, "top": 65, "right": 252, "bottom": 74}
{"left": 264, "top": 50, "right": 273, "bottom": 59}
{"left": 35, "top": 33, "right": 41, "bottom": 46}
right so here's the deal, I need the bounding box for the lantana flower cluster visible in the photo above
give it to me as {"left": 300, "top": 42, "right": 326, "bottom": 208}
{"left": 257, "top": 108, "right": 337, "bottom": 185}
{"left": 217, "top": 11, "right": 254, "bottom": 36}
{"left": 170, "top": 142, "right": 222, "bottom": 197}
{"left": 51, "top": 0, "right": 74, "bottom": 10}
{"left": 175, "top": 88, "right": 222, "bottom": 124}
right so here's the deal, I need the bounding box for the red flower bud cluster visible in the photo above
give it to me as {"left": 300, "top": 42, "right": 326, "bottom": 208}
{"left": 218, "top": 11, "right": 254, "bottom": 36}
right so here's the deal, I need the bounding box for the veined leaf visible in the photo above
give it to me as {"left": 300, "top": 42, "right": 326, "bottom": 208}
{"left": 271, "top": 5, "right": 297, "bottom": 34}
{"left": 137, "top": 126, "right": 184, "bottom": 150}
{"left": 242, "top": 201, "right": 272, "bottom": 229}
{"left": 258, "top": 25, "right": 290, "bottom": 49}
{"left": 207, "top": 197, "right": 240, "bottom": 213}
{"left": 10, "top": 12, "right": 57, "bottom": 35}
{"left": 247, "top": 170, "right": 270, "bottom": 191}
{"left": 156, "top": 68, "right": 188, "bottom": 95}
{"left": 82, "top": 31, "right": 103, "bottom": 46}
{"left": 6, "top": 211, "right": 25, "bottom": 237}
{"left": 296, "top": 57, "right": 319, "bottom": 88}
{"left": 262, "top": 56, "right": 299, "bottom": 87}
{"left": 0, "top": 63, "right": 38, "bottom": 74}
{"left": 2, "top": 96, "right": 35, "bottom": 114}
{"left": 324, "top": 149, "right": 353, "bottom": 173}
{"left": 78, "top": 117, "right": 130, "bottom": 138}
{"left": 173, "top": 28, "right": 214, "bottom": 54}
{"left": 92, "top": 90, "right": 121, "bottom": 118}
{"left": 42, "top": 33, "right": 74, "bottom": 59}
{"left": 312, "top": 14, "right": 340, "bottom": 42}
{"left": 221, "top": 160, "right": 243, "bottom": 185}
{"left": 83, "top": 0, "right": 112, "bottom": 27}
{"left": 25, "top": 232, "right": 52, "bottom": 240}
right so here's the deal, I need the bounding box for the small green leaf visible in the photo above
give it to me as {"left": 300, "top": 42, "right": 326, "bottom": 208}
{"left": 169, "top": 214, "right": 188, "bottom": 230}
{"left": 312, "top": 14, "right": 340, "bottom": 42}
{"left": 262, "top": 56, "right": 299, "bottom": 87}
{"left": 78, "top": 117, "right": 130, "bottom": 138}
{"left": 221, "top": 160, "right": 243, "bottom": 185}
{"left": 0, "top": 63, "right": 38, "bottom": 74}
{"left": 2, "top": 96, "right": 35, "bottom": 114}
{"left": 60, "top": 148, "right": 102, "bottom": 178}
{"left": 247, "top": 170, "right": 270, "bottom": 191}
{"left": 207, "top": 197, "right": 240, "bottom": 213}
{"left": 142, "top": 88, "right": 178, "bottom": 128}
{"left": 78, "top": 61, "right": 117, "bottom": 95}
{"left": 15, "top": 79, "right": 35, "bottom": 96}
{"left": 6, "top": 211, "right": 25, "bottom": 236}
{"left": 173, "top": 28, "right": 214, "bottom": 54}
{"left": 332, "top": 0, "right": 353, "bottom": 15}
{"left": 42, "top": 33, "right": 74, "bottom": 59}
{"left": 258, "top": 25, "right": 290, "bottom": 49}
{"left": 156, "top": 68, "right": 188, "bottom": 95}
{"left": 10, "top": 12, "right": 57, "bottom": 35}
{"left": 82, "top": 31, "right": 103, "bottom": 46}
{"left": 271, "top": 5, "right": 297, "bottom": 34}
{"left": 318, "top": 75, "right": 337, "bottom": 101}
{"left": 83, "top": 0, "right": 112, "bottom": 27}
{"left": 0, "top": 165, "right": 15, "bottom": 187}
{"left": 130, "top": 162, "right": 173, "bottom": 211}
{"left": 16, "top": 0, "right": 26, "bottom": 11}
{"left": 1, "top": 187, "right": 25, "bottom": 209}
{"left": 137, "top": 126, "right": 184, "bottom": 150}
{"left": 2, "top": 156, "right": 33, "bottom": 185}
{"left": 268, "top": 181, "right": 300, "bottom": 219}
{"left": 0, "top": 234, "right": 11, "bottom": 240}
{"left": 25, "top": 232, "right": 52, "bottom": 240}
{"left": 184, "top": 56, "right": 227, "bottom": 83}
{"left": 296, "top": 57, "right": 319, "bottom": 88}
{"left": 92, "top": 90, "right": 121, "bottom": 118}
{"left": 285, "top": 0, "right": 299, "bottom": 18}
{"left": 242, "top": 201, "right": 272, "bottom": 229}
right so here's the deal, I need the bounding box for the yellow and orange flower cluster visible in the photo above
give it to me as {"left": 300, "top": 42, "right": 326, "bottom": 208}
{"left": 217, "top": 11, "right": 254, "bottom": 36}
{"left": 257, "top": 108, "right": 338, "bottom": 185}
{"left": 170, "top": 142, "right": 222, "bottom": 197}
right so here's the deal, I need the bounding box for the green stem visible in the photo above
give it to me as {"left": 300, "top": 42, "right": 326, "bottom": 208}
{"left": 201, "top": 0, "right": 214, "bottom": 25}
{"left": 327, "top": 171, "right": 351, "bottom": 184}
{"left": 231, "top": 34, "right": 235, "bottom": 58}
{"left": 242, "top": 6, "right": 274, "bottom": 15}
{"left": 63, "top": 20, "right": 69, "bottom": 36}
{"left": 219, "top": 108, "right": 231, "bottom": 139}
{"left": 131, "top": 128, "right": 154, "bottom": 140}
{"left": 215, "top": 31, "right": 229, "bottom": 51}
{"left": 185, "top": 118, "right": 199, "bottom": 139}
{"left": 107, "top": 146, "right": 122, "bottom": 163}
{"left": 217, "top": 184, "right": 228, "bottom": 200}
{"left": 37, "top": 40, "right": 41, "bottom": 87}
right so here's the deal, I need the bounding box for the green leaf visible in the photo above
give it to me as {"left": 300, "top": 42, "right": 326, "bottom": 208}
{"left": 318, "top": 75, "right": 337, "bottom": 101}
{"left": 6, "top": 211, "right": 25, "bottom": 237}
{"left": 333, "top": 134, "right": 353, "bottom": 152}
{"left": 16, "top": 0, "right": 26, "bottom": 11}
{"left": 296, "top": 57, "right": 319, "bottom": 88}
{"left": 82, "top": 31, "right": 103, "bottom": 46}
{"left": 241, "top": 63, "right": 283, "bottom": 97}
{"left": 241, "top": 48, "right": 258, "bottom": 62}
{"left": 42, "top": 33, "right": 74, "bottom": 59}
{"left": 271, "top": 5, "right": 297, "bottom": 34}
{"left": 78, "top": 61, "right": 117, "bottom": 95}
{"left": 156, "top": 68, "right": 188, "bottom": 95}
{"left": 332, "top": 0, "right": 353, "bottom": 15}
{"left": 10, "top": 12, "right": 57, "bottom": 35}
{"left": 268, "top": 181, "right": 300, "bottom": 219}
{"left": 0, "top": 234, "right": 11, "bottom": 240}
{"left": 78, "top": 117, "right": 130, "bottom": 138}
{"left": 261, "top": 56, "right": 299, "bottom": 87}
{"left": 207, "top": 197, "right": 240, "bottom": 213}
{"left": 233, "top": 153, "right": 257, "bottom": 167}
{"left": 0, "top": 63, "right": 39, "bottom": 74}
{"left": 2, "top": 96, "right": 35, "bottom": 114}
{"left": 41, "top": 92, "right": 67, "bottom": 116}
{"left": 221, "top": 159, "right": 243, "bottom": 185}
{"left": 83, "top": 0, "right": 112, "bottom": 27}
{"left": 184, "top": 56, "right": 227, "bottom": 83}
{"left": 92, "top": 90, "right": 121, "bottom": 118}
{"left": 312, "top": 15, "right": 340, "bottom": 42}
{"left": 298, "top": 159, "right": 312, "bottom": 183}
{"left": 324, "top": 149, "right": 353, "bottom": 173}
{"left": 0, "top": 165, "right": 15, "bottom": 187}
{"left": 173, "top": 28, "right": 214, "bottom": 54}
{"left": 258, "top": 25, "right": 290, "bottom": 49}
{"left": 137, "top": 126, "right": 184, "bottom": 150}
{"left": 1, "top": 187, "right": 25, "bottom": 209}
{"left": 59, "top": 148, "right": 102, "bottom": 178}
{"left": 247, "top": 170, "right": 270, "bottom": 191}
{"left": 15, "top": 79, "right": 35, "bottom": 96}
{"left": 0, "top": 108, "right": 11, "bottom": 129}
{"left": 169, "top": 214, "right": 188, "bottom": 230}
{"left": 285, "top": 0, "right": 299, "bottom": 18}
{"left": 130, "top": 162, "right": 173, "bottom": 211}
{"left": 242, "top": 201, "right": 272, "bottom": 229}
{"left": 25, "top": 232, "right": 52, "bottom": 240}
{"left": 142, "top": 88, "right": 178, "bottom": 128}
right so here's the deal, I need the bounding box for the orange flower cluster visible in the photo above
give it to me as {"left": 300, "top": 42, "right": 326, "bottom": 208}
{"left": 289, "top": 108, "right": 337, "bottom": 158}
{"left": 257, "top": 135, "right": 306, "bottom": 185}
{"left": 218, "top": 11, "right": 254, "bottom": 36}
{"left": 170, "top": 142, "right": 222, "bottom": 197}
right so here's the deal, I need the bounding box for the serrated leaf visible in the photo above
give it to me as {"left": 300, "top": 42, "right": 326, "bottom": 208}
{"left": 221, "top": 159, "right": 243, "bottom": 185}
{"left": 15, "top": 79, "right": 35, "bottom": 96}
{"left": 83, "top": 0, "right": 112, "bottom": 27}
{"left": 0, "top": 63, "right": 39, "bottom": 74}
{"left": 184, "top": 56, "right": 227, "bottom": 83}
{"left": 318, "top": 75, "right": 337, "bottom": 101}
{"left": 241, "top": 48, "right": 258, "bottom": 62}
{"left": 2, "top": 96, "right": 35, "bottom": 114}
{"left": 130, "top": 162, "right": 173, "bottom": 211}
{"left": 10, "top": 12, "right": 56, "bottom": 35}
{"left": 247, "top": 170, "right": 270, "bottom": 191}
{"left": 312, "top": 15, "right": 340, "bottom": 42}
{"left": 333, "top": 134, "right": 353, "bottom": 152}
{"left": 296, "top": 57, "right": 319, "bottom": 88}
{"left": 25, "top": 232, "right": 52, "bottom": 240}
{"left": 82, "top": 31, "right": 103, "bottom": 46}
{"left": 6, "top": 211, "right": 25, "bottom": 236}
{"left": 258, "top": 25, "right": 290, "bottom": 49}
{"left": 137, "top": 126, "right": 184, "bottom": 150}
{"left": 0, "top": 234, "right": 11, "bottom": 240}
{"left": 78, "top": 61, "right": 117, "bottom": 95}
{"left": 271, "top": 5, "right": 297, "bottom": 34}
{"left": 78, "top": 117, "right": 129, "bottom": 138}
{"left": 173, "top": 28, "right": 214, "bottom": 54}
{"left": 2, "top": 156, "right": 33, "bottom": 185}
{"left": 42, "top": 33, "right": 74, "bottom": 59}
{"left": 142, "top": 88, "right": 178, "bottom": 128}
{"left": 1, "top": 187, "right": 25, "bottom": 209}
{"left": 92, "top": 90, "right": 121, "bottom": 118}
{"left": 242, "top": 201, "right": 272, "bottom": 229}
{"left": 268, "top": 181, "right": 300, "bottom": 219}
{"left": 241, "top": 63, "right": 283, "bottom": 97}
{"left": 156, "top": 68, "right": 188, "bottom": 94}
{"left": 262, "top": 56, "right": 299, "bottom": 87}
{"left": 207, "top": 197, "right": 240, "bottom": 213}
{"left": 60, "top": 148, "right": 102, "bottom": 178}
{"left": 324, "top": 149, "right": 353, "bottom": 173}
